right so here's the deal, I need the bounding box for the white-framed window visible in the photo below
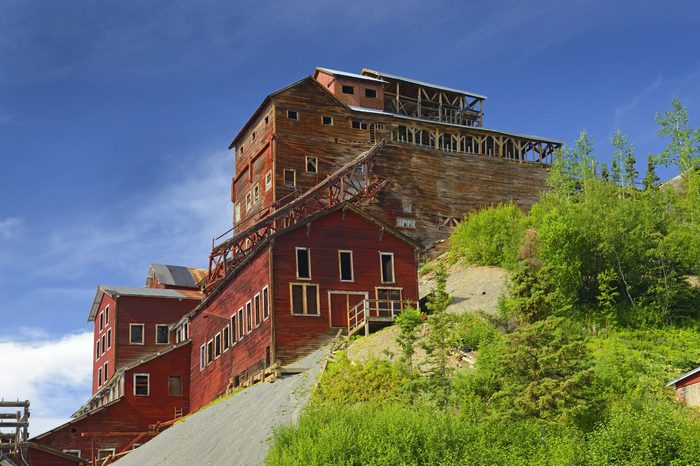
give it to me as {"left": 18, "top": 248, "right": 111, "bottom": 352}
{"left": 63, "top": 450, "right": 81, "bottom": 458}
{"left": 245, "top": 192, "right": 252, "bottom": 210}
{"left": 101, "top": 334, "right": 105, "bottom": 355}
{"left": 99, "top": 311, "right": 104, "bottom": 331}
{"left": 246, "top": 301, "right": 252, "bottom": 333}
{"left": 207, "top": 339, "right": 214, "bottom": 365}
{"left": 295, "top": 247, "right": 311, "bottom": 279}
{"left": 254, "top": 293, "right": 261, "bottom": 326}
{"left": 103, "top": 362, "right": 108, "bottom": 381}
{"left": 396, "top": 218, "right": 416, "bottom": 229}
{"left": 402, "top": 201, "right": 412, "bottom": 213}
{"left": 238, "top": 308, "right": 244, "bottom": 339}
{"left": 342, "top": 85, "right": 354, "bottom": 95}
{"left": 199, "top": 344, "right": 206, "bottom": 370}
{"left": 230, "top": 314, "right": 237, "bottom": 345}
{"left": 262, "top": 286, "right": 270, "bottom": 320}
{"left": 322, "top": 115, "right": 333, "bottom": 126}
{"left": 168, "top": 376, "right": 183, "bottom": 396}
{"left": 215, "top": 333, "right": 222, "bottom": 358}
{"left": 284, "top": 169, "right": 296, "bottom": 188}
{"left": 287, "top": 110, "right": 298, "bottom": 120}
{"left": 133, "top": 373, "right": 149, "bottom": 396}
{"left": 265, "top": 171, "right": 273, "bottom": 191}
{"left": 223, "top": 325, "right": 230, "bottom": 351}
{"left": 98, "top": 367, "right": 102, "bottom": 386}
{"left": 351, "top": 120, "right": 368, "bottom": 130}
{"left": 130, "top": 324, "right": 145, "bottom": 345}
{"left": 234, "top": 202, "right": 241, "bottom": 224}
{"left": 184, "top": 321, "right": 189, "bottom": 340}
{"left": 253, "top": 184, "right": 260, "bottom": 202}
{"left": 105, "top": 305, "right": 110, "bottom": 325}
{"left": 365, "top": 88, "right": 377, "bottom": 98}
{"left": 376, "top": 287, "right": 403, "bottom": 315}
{"left": 339, "top": 250, "right": 354, "bottom": 282}
{"left": 305, "top": 156, "right": 318, "bottom": 173}
{"left": 95, "top": 340, "right": 100, "bottom": 361}
{"left": 380, "top": 252, "right": 395, "bottom": 283}
{"left": 290, "top": 283, "right": 320, "bottom": 315}
{"left": 107, "top": 329, "right": 112, "bottom": 349}
{"left": 156, "top": 324, "right": 169, "bottom": 345}
{"left": 98, "top": 449, "right": 116, "bottom": 460}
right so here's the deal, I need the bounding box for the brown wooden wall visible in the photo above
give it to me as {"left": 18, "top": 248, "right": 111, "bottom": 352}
{"left": 188, "top": 249, "right": 272, "bottom": 411}
{"left": 35, "top": 344, "right": 190, "bottom": 464}
{"left": 272, "top": 209, "right": 418, "bottom": 364}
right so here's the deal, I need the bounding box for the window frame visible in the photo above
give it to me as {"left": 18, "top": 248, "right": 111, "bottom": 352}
{"left": 365, "top": 88, "right": 377, "bottom": 98}
{"left": 305, "top": 156, "right": 318, "bottom": 174}
{"left": 289, "top": 282, "right": 321, "bottom": 316}
{"left": 223, "top": 325, "right": 230, "bottom": 351}
{"left": 379, "top": 252, "right": 396, "bottom": 284}
{"left": 262, "top": 286, "right": 270, "bottom": 320}
{"left": 253, "top": 183, "right": 260, "bottom": 202}
{"left": 62, "top": 450, "right": 81, "bottom": 458}
{"left": 295, "top": 247, "right": 312, "bottom": 280}
{"left": 105, "top": 305, "right": 109, "bottom": 325}
{"left": 338, "top": 250, "right": 355, "bottom": 282}
{"left": 155, "top": 324, "right": 170, "bottom": 345}
{"left": 95, "top": 340, "right": 100, "bottom": 361}
{"left": 207, "top": 339, "right": 214, "bottom": 365}
{"left": 129, "top": 323, "right": 145, "bottom": 345}
{"left": 265, "top": 171, "right": 273, "bottom": 191}
{"left": 238, "top": 308, "right": 244, "bottom": 339}
{"left": 98, "top": 367, "right": 102, "bottom": 386}
{"left": 99, "top": 311, "right": 104, "bottom": 331}
{"left": 230, "top": 314, "right": 237, "bottom": 345}
{"left": 98, "top": 449, "right": 116, "bottom": 459}
{"left": 287, "top": 110, "right": 298, "bottom": 120}
{"left": 246, "top": 301, "right": 252, "bottom": 333}
{"left": 341, "top": 85, "right": 354, "bottom": 95}
{"left": 245, "top": 192, "right": 252, "bottom": 210}
{"left": 133, "top": 373, "right": 150, "bottom": 396}
{"left": 234, "top": 202, "right": 241, "bottom": 224}
{"left": 254, "top": 293, "right": 261, "bottom": 327}
{"left": 284, "top": 169, "right": 296, "bottom": 188}
{"left": 101, "top": 334, "right": 105, "bottom": 355}
{"left": 103, "top": 362, "right": 108, "bottom": 382}
{"left": 107, "top": 329, "right": 112, "bottom": 349}
{"left": 215, "top": 332, "right": 222, "bottom": 358}
{"left": 322, "top": 115, "right": 333, "bottom": 126}
{"left": 199, "top": 344, "right": 206, "bottom": 370}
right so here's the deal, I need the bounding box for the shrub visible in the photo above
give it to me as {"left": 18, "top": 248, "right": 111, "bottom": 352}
{"left": 450, "top": 203, "right": 525, "bottom": 269}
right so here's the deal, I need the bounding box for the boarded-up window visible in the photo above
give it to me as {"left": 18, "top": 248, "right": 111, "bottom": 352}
{"left": 284, "top": 169, "right": 296, "bottom": 188}
{"left": 134, "top": 374, "right": 149, "bottom": 396}
{"left": 296, "top": 248, "right": 311, "bottom": 279}
{"left": 291, "top": 283, "right": 319, "bottom": 315}
{"left": 380, "top": 253, "right": 395, "bottom": 283}
{"left": 339, "top": 251, "right": 353, "bottom": 281}
{"left": 168, "top": 376, "right": 183, "bottom": 396}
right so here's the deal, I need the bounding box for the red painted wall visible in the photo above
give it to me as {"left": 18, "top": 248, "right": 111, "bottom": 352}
{"left": 27, "top": 447, "right": 83, "bottom": 466}
{"left": 92, "top": 294, "right": 116, "bottom": 394}
{"left": 272, "top": 209, "right": 418, "bottom": 364}
{"left": 188, "top": 249, "right": 272, "bottom": 411}
{"left": 35, "top": 344, "right": 190, "bottom": 463}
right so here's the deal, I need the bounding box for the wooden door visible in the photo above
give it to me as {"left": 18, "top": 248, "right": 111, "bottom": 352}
{"left": 329, "top": 292, "right": 367, "bottom": 328}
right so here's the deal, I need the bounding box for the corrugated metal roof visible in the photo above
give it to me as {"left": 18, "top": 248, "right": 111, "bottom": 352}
{"left": 667, "top": 366, "right": 700, "bottom": 387}
{"left": 347, "top": 105, "right": 562, "bottom": 144}
{"left": 149, "top": 263, "right": 205, "bottom": 288}
{"left": 316, "top": 67, "right": 388, "bottom": 83}
{"left": 88, "top": 286, "right": 202, "bottom": 321}
{"left": 362, "top": 68, "right": 488, "bottom": 100}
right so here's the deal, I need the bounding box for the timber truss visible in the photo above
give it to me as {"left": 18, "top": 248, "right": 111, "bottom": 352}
{"left": 205, "top": 139, "right": 389, "bottom": 293}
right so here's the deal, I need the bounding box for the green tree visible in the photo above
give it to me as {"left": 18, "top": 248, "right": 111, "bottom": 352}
{"left": 600, "top": 163, "right": 610, "bottom": 182}
{"left": 643, "top": 155, "right": 660, "bottom": 190}
{"left": 422, "top": 263, "right": 454, "bottom": 407}
{"left": 655, "top": 98, "right": 700, "bottom": 172}
{"left": 612, "top": 130, "right": 637, "bottom": 187}
{"left": 394, "top": 307, "right": 422, "bottom": 372}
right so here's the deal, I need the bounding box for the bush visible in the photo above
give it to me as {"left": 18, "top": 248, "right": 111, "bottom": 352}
{"left": 450, "top": 203, "right": 525, "bottom": 269}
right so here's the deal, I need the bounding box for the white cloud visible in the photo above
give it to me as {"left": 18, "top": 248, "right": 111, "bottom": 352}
{"left": 0, "top": 331, "right": 92, "bottom": 437}
{"left": 0, "top": 217, "right": 23, "bottom": 239}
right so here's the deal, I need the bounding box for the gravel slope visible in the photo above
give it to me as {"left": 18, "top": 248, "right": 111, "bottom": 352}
{"left": 114, "top": 346, "right": 328, "bottom": 466}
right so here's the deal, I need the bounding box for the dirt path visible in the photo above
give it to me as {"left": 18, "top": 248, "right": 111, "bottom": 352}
{"left": 113, "top": 346, "right": 328, "bottom": 466}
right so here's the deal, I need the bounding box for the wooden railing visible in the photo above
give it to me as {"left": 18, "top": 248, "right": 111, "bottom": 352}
{"left": 347, "top": 299, "right": 416, "bottom": 336}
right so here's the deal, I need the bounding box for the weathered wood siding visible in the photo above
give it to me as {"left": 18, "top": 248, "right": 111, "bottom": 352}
{"left": 272, "top": 209, "right": 418, "bottom": 364}
{"left": 188, "top": 249, "right": 272, "bottom": 411}
{"left": 92, "top": 294, "right": 116, "bottom": 394}
{"left": 675, "top": 372, "right": 700, "bottom": 406}
{"left": 35, "top": 344, "right": 190, "bottom": 463}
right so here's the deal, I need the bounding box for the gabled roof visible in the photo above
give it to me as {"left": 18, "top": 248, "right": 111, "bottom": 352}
{"left": 148, "top": 263, "right": 206, "bottom": 289}
{"left": 315, "top": 67, "right": 388, "bottom": 83}
{"left": 667, "top": 365, "right": 700, "bottom": 387}
{"left": 179, "top": 202, "right": 421, "bottom": 325}
{"left": 88, "top": 286, "right": 202, "bottom": 321}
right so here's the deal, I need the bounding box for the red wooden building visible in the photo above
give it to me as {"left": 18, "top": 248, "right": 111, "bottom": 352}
{"left": 177, "top": 203, "right": 420, "bottom": 411}
{"left": 667, "top": 366, "right": 700, "bottom": 407}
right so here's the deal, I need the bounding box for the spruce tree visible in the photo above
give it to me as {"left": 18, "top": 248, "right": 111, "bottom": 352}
{"left": 643, "top": 155, "right": 660, "bottom": 190}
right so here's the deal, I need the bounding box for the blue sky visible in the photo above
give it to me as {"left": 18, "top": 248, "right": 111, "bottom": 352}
{"left": 1, "top": 0, "right": 699, "bottom": 433}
